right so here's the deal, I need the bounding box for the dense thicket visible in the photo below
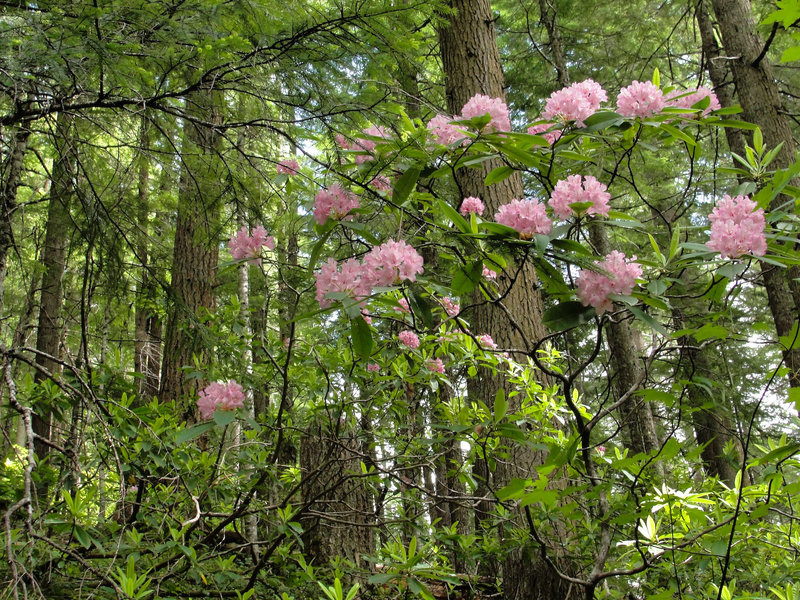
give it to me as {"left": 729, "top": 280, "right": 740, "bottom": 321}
{"left": 1, "top": 1, "right": 799, "bottom": 599}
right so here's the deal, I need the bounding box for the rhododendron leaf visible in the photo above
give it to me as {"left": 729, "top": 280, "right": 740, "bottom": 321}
{"left": 660, "top": 123, "right": 696, "bottom": 146}
{"left": 350, "top": 316, "right": 373, "bottom": 360}
{"left": 452, "top": 260, "right": 484, "bottom": 295}
{"left": 496, "top": 477, "right": 528, "bottom": 501}
{"left": 542, "top": 301, "right": 595, "bottom": 331}
{"left": 437, "top": 200, "right": 470, "bottom": 233}
{"left": 484, "top": 165, "right": 514, "bottom": 186}
{"left": 409, "top": 289, "right": 434, "bottom": 329}
{"left": 580, "top": 111, "right": 625, "bottom": 132}
{"left": 632, "top": 292, "right": 670, "bottom": 311}
{"left": 694, "top": 323, "right": 729, "bottom": 342}
{"left": 308, "top": 230, "right": 332, "bottom": 272}
{"left": 494, "top": 389, "right": 507, "bottom": 422}
{"left": 706, "top": 118, "right": 759, "bottom": 130}
{"left": 652, "top": 67, "right": 660, "bottom": 87}
{"left": 213, "top": 410, "right": 236, "bottom": 427}
{"left": 557, "top": 151, "right": 593, "bottom": 162}
{"left": 478, "top": 222, "right": 520, "bottom": 238}
{"left": 628, "top": 305, "right": 669, "bottom": 336}
{"left": 749, "top": 442, "right": 800, "bottom": 467}
{"left": 551, "top": 238, "right": 593, "bottom": 255}
{"left": 175, "top": 422, "right": 215, "bottom": 444}
{"left": 393, "top": 166, "right": 421, "bottom": 205}
{"left": 716, "top": 262, "right": 747, "bottom": 280}
{"left": 485, "top": 252, "right": 507, "bottom": 269}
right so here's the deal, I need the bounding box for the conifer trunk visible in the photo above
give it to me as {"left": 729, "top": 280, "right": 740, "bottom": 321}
{"left": 159, "top": 87, "right": 223, "bottom": 409}
{"left": 33, "top": 114, "right": 75, "bottom": 460}
{"left": 437, "top": 2, "right": 568, "bottom": 597}
{"left": 708, "top": 0, "right": 800, "bottom": 390}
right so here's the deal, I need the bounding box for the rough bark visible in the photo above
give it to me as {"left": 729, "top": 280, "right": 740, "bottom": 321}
{"left": 437, "top": 2, "right": 569, "bottom": 597}
{"left": 159, "top": 87, "right": 223, "bottom": 409}
{"left": 708, "top": 0, "right": 800, "bottom": 389}
{"left": 33, "top": 114, "right": 76, "bottom": 460}
{"left": 299, "top": 424, "right": 375, "bottom": 570}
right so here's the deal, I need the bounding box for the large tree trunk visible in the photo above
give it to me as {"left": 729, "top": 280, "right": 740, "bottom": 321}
{"left": 32, "top": 114, "right": 76, "bottom": 460}
{"left": 437, "top": 2, "right": 569, "bottom": 597}
{"left": 159, "top": 88, "right": 223, "bottom": 409}
{"left": 708, "top": 0, "right": 800, "bottom": 390}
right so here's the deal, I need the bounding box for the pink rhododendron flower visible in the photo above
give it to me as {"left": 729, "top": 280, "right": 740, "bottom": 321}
{"left": 197, "top": 381, "right": 245, "bottom": 420}
{"left": 666, "top": 87, "right": 720, "bottom": 117}
{"left": 483, "top": 266, "right": 497, "bottom": 280}
{"left": 427, "top": 114, "right": 466, "bottom": 145}
{"left": 367, "top": 363, "right": 380, "bottom": 372}
{"left": 313, "top": 184, "right": 360, "bottom": 225}
{"left": 527, "top": 123, "right": 563, "bottom": 145}
{"left": 427, "top": 358, "right": 445, "bottom": 374}
{"left": 478, "top": 334, "right": 497, "bottom": 350}
{"left": 228, "top": 225, "right": 276, "bottom": 264}
{"left": 277, "top": 159, "right": 300, "bottom": 175}
{"left": 361, "top": 311, "right": 373, "bottom": 325}
{"left": 352, "top": 125, "right": 390, "bottom": 164}
{"left": 336, "top": 134, "right": 351, "bottom": 150}
{"left": 549, "top": 175, "right": 611, "bottom": 219}
{"left": 398, "top": 330, "right": 420, "bottom": 349}
{"left": 441, "top": 297, "right": 460, "bottom": 317}
{"left": 460, "top": 196, "right": 485, "bottom": 216}
{"left": 394, "top": 298, "right": 410, "bottom": 313}
{"left": 494, "top": 198, "right": 552, "bottom": 238}
{"left": 370, "top": 175, "right": 392, "bottom": 194}
{"left": 315, "top": 257, "right": 372, "bottom": 309}
{"left": 706, "top": 194, "right": 767, "bottom": 258}
{"left": 363, "top": 239, "right": 424, "bottom": 287}
{"left": 543, "top": 79, "right": 607, "bottom": 126}
{"left": 616, "top": 81, "right": 665, "bottom": 118}
{"left": 576, "top": 251, "right": 643, "bottom": 315}
{"left": 460, "top": 94, "right": 511, "bottom": 132}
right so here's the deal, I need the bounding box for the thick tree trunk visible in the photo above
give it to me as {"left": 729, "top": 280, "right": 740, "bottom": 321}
{"left": 33, "top": 114, "right": 75, "bottom": 460}
{"left": 437, "top": 2, "right": 569, "bottom": 597}
{"left": 159, "top": 88, "right": 223, "bottom": 409}
{"left": 708, "top": 0, "right": 800, "bottom": 389}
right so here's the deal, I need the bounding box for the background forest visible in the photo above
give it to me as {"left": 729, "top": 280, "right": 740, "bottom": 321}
{"left": 1, "top": 0, "right": 800, "bottom": 599}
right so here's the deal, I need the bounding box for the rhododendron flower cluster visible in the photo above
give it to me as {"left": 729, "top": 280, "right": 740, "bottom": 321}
{"left": 483, "top": 266, "right": 497, "bottom": 280}
{"left": 441, "top": 297, "right": 460, "bottom": 317}
{"left": 666, "top": 87, "right": 720, "bottom": 117}
{"left": 706, "top": 194, "right": 767, "bottom": 258}
{"left": 543, "top": 79, "right": 607, "bottom": 127}
{"left": 315, "top": 257, "right": 373, "bottom": 309}
{"left": 367, "top": 363, "right": 380, "bottom": 372}
{"left": 315, "top": 240, "right": 424, "bottom": 308}
{"left": 495, "top": 198, "right": 552, "bottom": 238}
{"left": 276, "top": 159, "right": 299, "bottom": 175}
{"left": 427, "top": 114, "right": 466, "bottom": 146}
{"left": 313, "top": 184, "right": 360, "bottom": 225}
{"left": 352, "top": 125, "right": 390, "bottom": 164}
{"left": 616, "top": 81, "right": 665, "bottom": 118}
{"left": 460, "top": 196, "right": 485, "bottom": 216}
{"left": 394, "top": 298, "right": 410, "bottom": 313}
{"left": 460, "top": 94, "right": 511, "bottom": 132}
{"left": 427, "top": 358, "right": 445, "bottom": 374}
{"left": 363, "top": 239, "right": 424, "bottom": 287}
{"left": 228, "top": 225, "right": 275, "bottom": 264}
{"left": 370, "top": 175, "right": 392, "bottom": 194}
{"left": 478, "top": 334, "right": 497, "bottom": 350}
{"left": 197, "top": 380, "right": 245, "bottom": 420}
{"left": 576, "top": 251, "right": 643, "bottom": 315}
{"left": 549, "top": 175, "right": 611, "bottom": 219}
{"left": 527, "top": 123, "right": 563, "bottom": 145}
{"left": 398, "top": 330, "right": 420, "bottom": 349}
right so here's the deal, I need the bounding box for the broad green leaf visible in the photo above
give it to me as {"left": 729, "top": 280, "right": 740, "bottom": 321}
{"left": 542, "top": 301, "right": 595, "bottom": 331}
{"left": 452, "top": 260, "right": 484, "bottom": 295}
{"left": 749, "top": 442, "right": 800, "bottom": 467}
{"left": 175, "top": 422, "right": 216, "bottom": 445}
{"left": 494, "top": 388, "right": 508, "bottom": 422}
{"left": 350, "top": 316, "right": 374, "bottom": 360}
{"left": 629, "top": 306, "right": 669, "bottom": 336}
{"left": 485, "top": 165, "right": 515, "bottom": 185}
{"left": 393, "top": 166, "right": 421, "bottom": 205}
{"left": 437, "top": 199, "right": 471, "bottom": 233}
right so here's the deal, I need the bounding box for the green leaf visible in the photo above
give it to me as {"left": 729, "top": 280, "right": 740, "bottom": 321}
{"left": 213, "top": 410, "right": 237, "bottom": 427}
{"left": 791, "top": 387, "right": 800, "bottom": 413}
{"left": 437, "top": 200, "right": 471, "bottom": 233}
{"left": 393, "top": 166, "right": 421, "bottom": 205}
{"left": 781, "top": 46, "right": 800, "bottom": 63}
{"left": 779, "top": 320, "right": 800, "bottom": 350}
{"left": 484, "top": 165, "right": 515, "bottom": 186}
{"left": 496, "top": 477, "right": 528, "bottom": 501}
{"left": 542, "top": 301, "right": 595, "bottom": 331}
{"left": 694, "top": 323, "right": 729, "bottom": 342}
{"left": 660, "top": 122, "right": 696, "bottom": 146}
{"left": 175, "top": 422, "right": 216, "bottom": 445}
{"left": 350, "top": 316, "right": 374, "bottom": 360}
{"left": 452, "top": 260, "right": 484, "bottom": 295}
{"left": 408, "top": 289, "right": 434, "bottom": 329}
{"left": 652, "top": 67, "right": 660, "bottom": 87}
{"left": 74, "top": 526, "right": 92, "bottom": 549}
{"left": 308, "top": 230, "right": 333, "bottom": 272}
{"left": 628, "top": 305, "right": 669, "bottom": 336}
{"left": 749, "top": 442, "right": 800, "bottom": 467}
{"left": 494, "top": 389, "right": 508, "bottom": 422}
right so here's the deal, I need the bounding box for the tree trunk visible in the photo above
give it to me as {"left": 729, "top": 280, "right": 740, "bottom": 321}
{"left": 33, "top": 114, "right": 76, "bottom": 460}
{"left": 708, "top": 0, "right": 800, "bottom": 390}
{"left": 159, "top": 88, "right": 223, "bottom": 410}
{"left": 133, "top": 115, "right": 162, "bottom": 400}
{"left": 437, "top": 2, "right": 569, "bottom": 597}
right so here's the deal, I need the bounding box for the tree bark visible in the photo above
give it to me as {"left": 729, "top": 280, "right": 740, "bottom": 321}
{"left": 33, "top": 113, "right": 76, "bottom": 460}
{"left": 159, "top": 87, "right": 223, "bottom": 409}
{"left": 708, "top": 0, "right": 800, "bottom": 390}
{"left": 437, "top": 2, "right": 569, "bottom": 597}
